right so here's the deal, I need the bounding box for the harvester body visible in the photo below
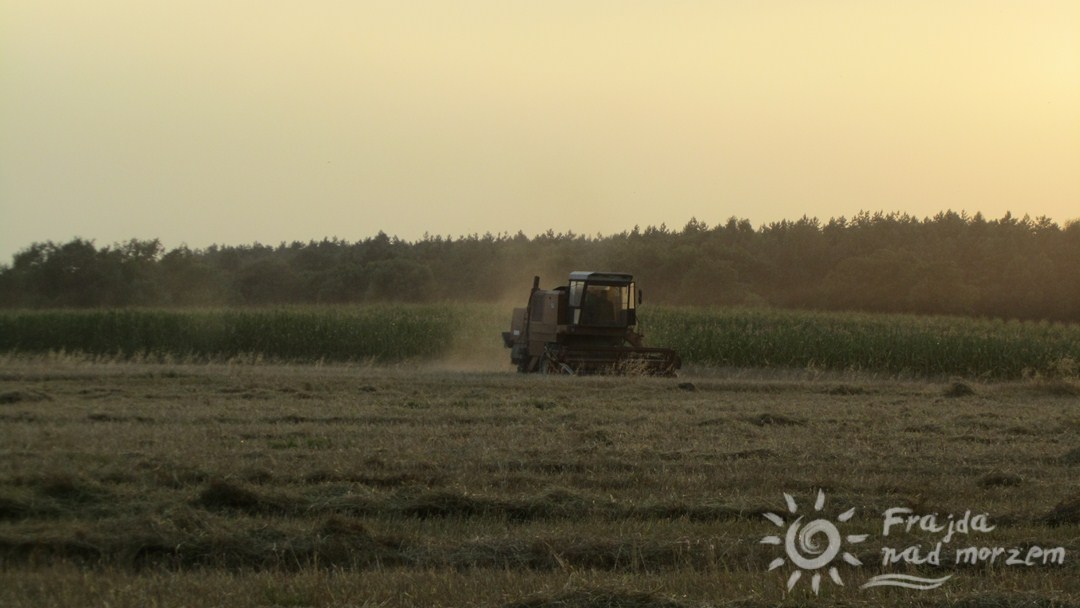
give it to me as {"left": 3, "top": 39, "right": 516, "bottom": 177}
{"left": 502, "top": 272, "right": 680, "bottom": 375}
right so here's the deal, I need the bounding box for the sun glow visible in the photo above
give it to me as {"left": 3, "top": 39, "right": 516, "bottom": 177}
{"left": 2, "top": 1, "right": 1077, "bottom": 262}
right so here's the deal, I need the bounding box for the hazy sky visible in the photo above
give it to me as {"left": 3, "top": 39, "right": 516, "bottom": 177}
{"left": 2, "top": 1, "right": 1077, "bottom": 263}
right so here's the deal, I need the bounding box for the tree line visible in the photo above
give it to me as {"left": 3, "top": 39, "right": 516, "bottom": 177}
{"left": 1, "top": 211, "right": 1077, "bottom": 322}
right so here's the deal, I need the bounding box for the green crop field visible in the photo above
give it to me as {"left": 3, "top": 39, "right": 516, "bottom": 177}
{"left": 642, "top": 308, "right": 1080, "bottom": 380}
{"left": 0, "top": 306, "right": 461, "bottom": 363}
{"left": 0, "top": 359, "right": 1077, "bottom": 608}
{"left": 2, "top": 306, "right": 1079, "bottom": 379}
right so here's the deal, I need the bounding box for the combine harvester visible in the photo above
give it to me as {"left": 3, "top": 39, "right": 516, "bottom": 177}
{"left": 502, "top": 272, "right": 681, "bottom": 375}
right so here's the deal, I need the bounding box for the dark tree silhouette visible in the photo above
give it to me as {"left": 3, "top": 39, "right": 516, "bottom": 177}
{"left": 1, "top": 211, "right": 1077, "bottom": 322}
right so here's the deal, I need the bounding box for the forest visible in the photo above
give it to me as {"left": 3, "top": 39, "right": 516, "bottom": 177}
{"left": 2, "top": 210, "right": 1078, "bottom": 322}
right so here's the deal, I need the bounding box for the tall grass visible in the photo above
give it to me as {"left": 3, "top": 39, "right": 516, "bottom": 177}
{"left": 1, "top": 305, "right": 1078, "bottom": 377}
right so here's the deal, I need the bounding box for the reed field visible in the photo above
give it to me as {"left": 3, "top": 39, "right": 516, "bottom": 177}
{"left": 0, "top": 359, "right": 1077, "bottom": 607}
{"left": 2, "top": 305, "right": 1079, "bottom": 379}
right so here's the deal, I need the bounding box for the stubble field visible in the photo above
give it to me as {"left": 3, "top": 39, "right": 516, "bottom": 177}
{"left": 1, "top": 358, "right": 1078, "bottom": 607}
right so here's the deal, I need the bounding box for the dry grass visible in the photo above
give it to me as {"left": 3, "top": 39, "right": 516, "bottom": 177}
{"left": 0, "top": 358, "right": 1077, "bottom": 607}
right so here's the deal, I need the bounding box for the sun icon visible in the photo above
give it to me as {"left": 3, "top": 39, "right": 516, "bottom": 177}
{"left": 760, "top": 490, "right": 867, "bottom": 595}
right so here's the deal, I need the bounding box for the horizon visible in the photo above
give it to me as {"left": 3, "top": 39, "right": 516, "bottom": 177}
{"left": 4, "top": 208, "right": 1077, "bottom": 262}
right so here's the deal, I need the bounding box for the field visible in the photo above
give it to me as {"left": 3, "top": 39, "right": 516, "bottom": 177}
{"left": 3, "top": 305, "right": 1080, "bottom": 379}
{"left": 1, "top": 355, "right": 1078, "bottom": 607}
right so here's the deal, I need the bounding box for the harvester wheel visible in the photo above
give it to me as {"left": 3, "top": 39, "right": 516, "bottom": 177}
{"left": 540, "top": 356, "right": 574, "bottom": 376}
{"left": 539, "top": 358, "right": 554, "bottom": 375}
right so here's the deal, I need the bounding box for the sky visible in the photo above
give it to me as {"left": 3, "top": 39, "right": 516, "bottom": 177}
{"left": 1, "top": 0, "right": 1078, "bottom": 263}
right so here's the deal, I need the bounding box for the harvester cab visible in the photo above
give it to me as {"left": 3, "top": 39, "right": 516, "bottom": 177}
{"left": 502, "top": 272, "right": 680, "bottom": 375}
